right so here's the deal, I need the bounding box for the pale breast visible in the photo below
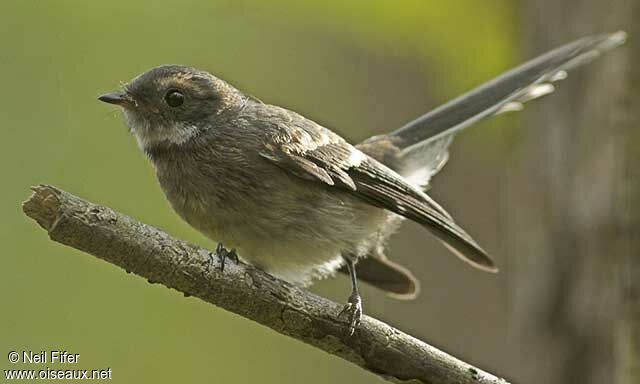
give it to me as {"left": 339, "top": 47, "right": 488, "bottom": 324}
{"left": 152, "top": 146, "right": 389, "bottom": 286}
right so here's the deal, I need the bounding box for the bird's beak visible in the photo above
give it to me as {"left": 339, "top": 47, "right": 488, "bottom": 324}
{"left": 98, "top": 92, "right": 135, "bottom": 107}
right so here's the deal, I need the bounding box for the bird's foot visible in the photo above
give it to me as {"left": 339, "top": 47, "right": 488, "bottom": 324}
{"left": 338, "top": 291, "right": 362, "bottom": 336}
{"left": 215, "top": 243, "right": 239, "bottom": 272}
{"left": 206, "top": 251, "right": 216, "bottom": 272}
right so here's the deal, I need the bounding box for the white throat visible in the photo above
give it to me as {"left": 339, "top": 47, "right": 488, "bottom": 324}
{"left": 124, "top": 111, "right": 200, "bottom": 151}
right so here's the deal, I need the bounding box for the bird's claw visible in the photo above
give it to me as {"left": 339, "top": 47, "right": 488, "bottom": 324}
{"left": 215, "top": 243, "right": 238, "bottom": 272}
{"left": 338, "top": 292, "right": 362, "bottom": 336}
{"left": 206, "top": 251, "right": 215, "bottom": 272}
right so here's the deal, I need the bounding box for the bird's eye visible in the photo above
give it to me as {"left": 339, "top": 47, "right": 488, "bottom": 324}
{"left": 164, "top": 90, "right": 185, "bottom": 107}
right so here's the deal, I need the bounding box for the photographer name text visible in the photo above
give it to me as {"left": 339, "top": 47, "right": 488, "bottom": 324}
{"left": 12, "top": 351, "right": 80, "bottom": 364}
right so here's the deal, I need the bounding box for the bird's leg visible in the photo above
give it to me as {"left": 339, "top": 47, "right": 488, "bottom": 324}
{"left": 214, "top": 243, "right": 239, "bottom": 272}
{"left": 338, "top": 256, "right": 363, "bottom": 336}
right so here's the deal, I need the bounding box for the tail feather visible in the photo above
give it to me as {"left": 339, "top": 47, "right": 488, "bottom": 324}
{"left": 340, "top": 256, "right": 421, "bottom": 300}
{"left": 380, "top": 31, "right": 625, "bottom": 183}
{"left": 353, "top": 32, "right": 625, "bottom": 283}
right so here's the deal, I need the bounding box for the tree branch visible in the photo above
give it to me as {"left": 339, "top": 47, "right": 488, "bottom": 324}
{"left": 22, "top": 184, "right": 509, "bottom": 384}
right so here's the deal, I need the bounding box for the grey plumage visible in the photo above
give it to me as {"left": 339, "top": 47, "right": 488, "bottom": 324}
{"left": 99, "top": 32, "right": 625, "bottom": 326}
{"left": 380, "top": 31, "right": 627, "bottom": 168}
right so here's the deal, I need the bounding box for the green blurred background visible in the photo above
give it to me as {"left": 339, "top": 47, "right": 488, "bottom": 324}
{"left": 1, "top": 1, "right": 624, "bottom": 383}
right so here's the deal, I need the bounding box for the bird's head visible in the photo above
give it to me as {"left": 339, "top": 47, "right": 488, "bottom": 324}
{"left": 99, "top": 65, "right": 245, "bottom": 150}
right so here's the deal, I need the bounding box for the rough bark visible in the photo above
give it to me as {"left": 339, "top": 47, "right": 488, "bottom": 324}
{"left": 22, "top": 184, "right": 509, "bottom": 384}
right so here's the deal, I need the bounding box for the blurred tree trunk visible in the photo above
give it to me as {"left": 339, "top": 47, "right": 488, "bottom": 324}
{"left": 617, "top": 2, "right": 640, "bottom": 383}
{"left": 505, "top": 1, "right": 632, "bottom": 383}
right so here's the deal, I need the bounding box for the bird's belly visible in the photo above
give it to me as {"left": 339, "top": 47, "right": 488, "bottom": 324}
{"left": 232, "top": 234, "right": 346, "bottom": 286}
{"left": 169, "top": 179, "right": 389, "bottom": 286}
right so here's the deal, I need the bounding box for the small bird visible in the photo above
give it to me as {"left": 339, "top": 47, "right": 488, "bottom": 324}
{"left": 99, "top": 32, "right": 625, "bottom": 335}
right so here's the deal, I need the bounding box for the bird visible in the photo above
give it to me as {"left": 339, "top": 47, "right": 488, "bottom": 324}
{"left": 98, "top": 31, "right": 626, "bottom": 335}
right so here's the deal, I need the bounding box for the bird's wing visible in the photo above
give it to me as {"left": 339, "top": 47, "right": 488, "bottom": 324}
{"left": 259, "top": 107, "right": 496, "bottom": 272}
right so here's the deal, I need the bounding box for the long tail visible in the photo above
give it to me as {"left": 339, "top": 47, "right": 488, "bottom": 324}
{"left": 368, "top": 31, "right": 625, "bottom": 185}
{"left": 351, "top": 32, "right": 625, "bottom": 297}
